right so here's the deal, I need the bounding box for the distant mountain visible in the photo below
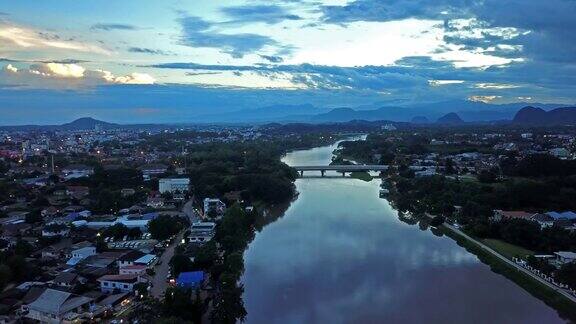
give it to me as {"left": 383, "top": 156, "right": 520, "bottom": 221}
{"left": 60, "top": 117, "right": 118, "bottom": 130}
{"left": 308, "top": 100, "right": 569, "bottom": 124}
{"left": 436, "top": 112, "right": 464, "bottom": 124}
{"left": 513, "top": 106, "right": 576, "bottom": 125}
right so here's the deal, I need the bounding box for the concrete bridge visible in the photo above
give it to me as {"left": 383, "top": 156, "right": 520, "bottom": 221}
{"left": 293, "top": 165, "right": 389, "bottom": 177}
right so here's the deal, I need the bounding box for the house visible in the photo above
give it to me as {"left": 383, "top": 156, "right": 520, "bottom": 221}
{"left": 23, "top": 288, "right": 94, "bottom": 324}
{"left": 189, "top": 222, "right": 216, "bottom": 243}
{"left": 119, "top": 265, "right": 147, "bottom": 275}
{"left": 66, "top": 186, "right": 90, "bottom": 199}
{"left": 159, "top": 178, "right": 190, "bottom": 194}
{"left": 203, "top": 198, "right": 226, "bottom": 217}
{"left": 146, "top": 197, "right": 165, "bottom": 208}
{"left": 61, "top": 164, "right": 94, "bottom": 180}
{"left": 67, "top": 246, "right": 97, "bottom": 266}
{"left": 176, "top": 271, "right": 205, "bottom": 289}
{"left": 121, "top": 188, "right": 136, "bottom": 197}
{"left": 117, "top": 250, "right": 146, "bottom": 268}
{"left": 491, "top": 210, "right": 533, "bottom": 222}
{"left": 52, "top": 272, "right": 86, "bottom": 289}
{"left": 42, "top": 223, "right": 70, "bottom": 237}
{"left": 133, "top": 254, "right": 157, "bottom": 267}
{"left": 531, "top": 213, "right": 554, "bottom": 228}
{"left": 41, "top": 207, "right": 60, "bottom": 218}
{"left": 554, "top": 251, "right": 576, "bottom": 265}
{"left": 139, "top": 164, "right": 168, "bottom": 180}
{"left": 97, "top": 274, "right": 143, "bottom": 293}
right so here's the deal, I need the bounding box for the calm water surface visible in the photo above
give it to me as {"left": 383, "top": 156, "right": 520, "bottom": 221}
{"left": 242, "top": 139, "right": 563, "bottom": 324}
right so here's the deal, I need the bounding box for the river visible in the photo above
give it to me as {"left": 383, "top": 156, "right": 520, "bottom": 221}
{"left": 242, "top": 138, "right": 564, "bottom": 323}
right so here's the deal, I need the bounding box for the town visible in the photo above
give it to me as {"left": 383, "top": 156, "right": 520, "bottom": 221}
{"left": 2, "top": 119, "right": 576, "bottom": 322}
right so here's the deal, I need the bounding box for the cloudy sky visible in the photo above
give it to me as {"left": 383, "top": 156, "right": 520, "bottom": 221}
{"left": 1, "top": 0, "right": 575, "bottom": 124}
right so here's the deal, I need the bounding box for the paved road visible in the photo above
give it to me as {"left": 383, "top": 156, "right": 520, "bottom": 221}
{"left": 150, "top": 231, "right": 183, "bottom": 298}
{"left": 442, "top": 221, "right": 576, "bottom": 304}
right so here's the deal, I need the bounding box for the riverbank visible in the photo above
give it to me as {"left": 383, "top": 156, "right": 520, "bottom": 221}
{"left": 441, "top": 224, "right": 576, "bottom": 322}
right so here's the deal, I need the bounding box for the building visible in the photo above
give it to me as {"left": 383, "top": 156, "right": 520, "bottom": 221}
{"left": 554, "top": 251, "right": 576, "bottom": 265}
{"left": 189, "top": 222, "right": 216, "bottom": 243}
{"left": 61, "top": 164, "right": 94, "bottom": 180}
{"left": 176, "top": 271, "right": 205, "bottom": 289}
{"left": 97, "top": 274, "right": 143, "bottom": 293}
{"left": 159, "top": 178, "right": 190, "bottom": 194}
{"left": 52, "top": 272, "right": 86, "bottom": 288}
{"left": 139, "top": 164, "right": 168, "bottom": 180}
{"left": 67, "top": 246, "right": 97, "bottom": 266}
{"left": 203, "top": 198, "right": 226, "bottom": 217}
{"left": 491, "top": 210, "right": 533, "bottom": 222}
{"left": 117, "top": 250, "right": 146, "bottom": 268}
{"left": 119, "top": 265, "right": 147, "bottom": 275}
{"left": 23, "top": 288, "right": 94, "bottom": 323}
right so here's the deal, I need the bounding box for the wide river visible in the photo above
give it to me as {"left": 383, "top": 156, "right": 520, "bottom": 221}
{"left": 242, "top": 138, "right": 564, "bottom": 323}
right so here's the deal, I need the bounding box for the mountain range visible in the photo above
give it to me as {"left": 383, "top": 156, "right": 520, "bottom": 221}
{"left": 513, "top": 106, "right": 576, "bottom": 125}
{"left": 3, "top": 104, "right": 576, "bottom": 130}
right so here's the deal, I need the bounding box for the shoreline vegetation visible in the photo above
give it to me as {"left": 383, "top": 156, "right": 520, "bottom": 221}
{"left": 443, "top": 227, "right": 576, "bottom": 321}
{"left": 332, "top": 135, "right": 576, "bottom": 322}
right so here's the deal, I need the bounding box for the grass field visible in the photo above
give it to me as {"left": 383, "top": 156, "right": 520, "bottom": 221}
{"left": 481, "top": 238, "right": 534, "bottom": 259}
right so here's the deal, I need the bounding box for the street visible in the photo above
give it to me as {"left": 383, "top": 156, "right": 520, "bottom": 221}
{"left": 150, "top": 199, "right": 199, "bottom": 298}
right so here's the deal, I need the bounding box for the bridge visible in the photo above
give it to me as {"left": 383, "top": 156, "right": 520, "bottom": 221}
{"left": 293, "top": 165, "right": 389, "bottom": 177}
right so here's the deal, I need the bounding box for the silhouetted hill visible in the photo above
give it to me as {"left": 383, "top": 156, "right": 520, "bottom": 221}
{"left": 60, "top": 117, "right": 118, "bottom": 130}
{"left": 513, "top": 106, "right": 576, "bottom": 125}
{"left": 436, "top": 112, "right": 464, "bottom": 124}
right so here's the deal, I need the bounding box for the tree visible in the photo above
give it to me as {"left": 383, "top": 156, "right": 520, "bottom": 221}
{"left": 162, "top": 287, "right": 202, "bottom": 323}
{"left": 148, "top": 215, "right": 185, "bottom": 241}
{"left": 14, "top": 239, "right": 33, "bottom": 257}
{"left": 170, "top": 254, "right": 194, "bottom": 277}
{"left": 0, "top": 265, "right": 12, "bottom": 291}
{"left": 556, "top": 262, "right": 576, "bottom": 289}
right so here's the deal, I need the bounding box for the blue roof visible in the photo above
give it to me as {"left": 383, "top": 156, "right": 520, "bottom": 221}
{"left": 141, "top": 212, "right": 159, "bottom": 220}
{"left": 176, "top": 271, "right": 205, "bottom": 286}
{"left": 546, "top": 211, "right": 576, "bottom": 220}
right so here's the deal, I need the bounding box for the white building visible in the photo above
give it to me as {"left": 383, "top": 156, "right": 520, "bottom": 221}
{"left": 159, "top": 178, "right": 190, "bottom": 194}
{"left": 97, "top": 274, "right": 144, "bottom": 293}
{"left": 66, "top": 246, "right": 97, "bottom": 266}
{"left": 203, "top": 198, "right": 226, "bottom": 217}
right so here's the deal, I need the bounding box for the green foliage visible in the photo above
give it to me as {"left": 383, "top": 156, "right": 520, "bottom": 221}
{"left": 555, "top": 263, "right": 576, "bottom": 288}
{"left": 169, "top": 254, "right": 194, "bottom": 277}
{"left": 148, "top": 215, "right": 186, "bottom": 241}
{"left": 103, "top": 223, "right": 129, "bottom": 240}
{"left": 162, "top": 287, "right": 202, "bottom": 323}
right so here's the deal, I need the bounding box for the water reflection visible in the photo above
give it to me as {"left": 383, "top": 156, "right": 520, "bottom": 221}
{"left": 242, "top": 140, "right": 563, "bottom": 324}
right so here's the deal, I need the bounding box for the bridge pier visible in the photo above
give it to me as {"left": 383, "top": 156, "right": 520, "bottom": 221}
{"left": 299, "top": 170, "right": 304, "bottom": 177}
{"left": 321, "top": 170, "right": 325, "bottom": 177}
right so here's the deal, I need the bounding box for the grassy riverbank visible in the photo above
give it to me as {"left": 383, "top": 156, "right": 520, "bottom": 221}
{"left": 350, "top": 171, "right": 373, "bottom": 182}
{"left": 443, "top": 227, "right": 576, "bottom": 322}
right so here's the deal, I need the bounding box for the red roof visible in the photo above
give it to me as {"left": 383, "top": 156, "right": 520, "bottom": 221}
{"left": 498, "top": 210, "right": 533, "bottom": 219}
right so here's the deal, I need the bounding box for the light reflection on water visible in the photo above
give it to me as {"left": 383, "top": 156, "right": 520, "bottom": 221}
{"left": 242, "top": 139, "right": 564, "bottom": 324}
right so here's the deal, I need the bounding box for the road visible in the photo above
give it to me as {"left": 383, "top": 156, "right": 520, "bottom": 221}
{"left": 150, "top": 199, "right": 199, "bottom": 298}
{"left": 442, "top": 221, "right": 576, "bottom": 304}
{"left": 150, "top": 231, "right": 183, "bottom": 298}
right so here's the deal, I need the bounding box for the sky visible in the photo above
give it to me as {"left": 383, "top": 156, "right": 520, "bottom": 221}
{"left": 1, "top": 0, "right": 576, "bottom": 124}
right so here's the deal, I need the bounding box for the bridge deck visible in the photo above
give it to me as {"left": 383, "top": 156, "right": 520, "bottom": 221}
{"left": 292, "top": 165, "right": 389, "bottom": 172}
